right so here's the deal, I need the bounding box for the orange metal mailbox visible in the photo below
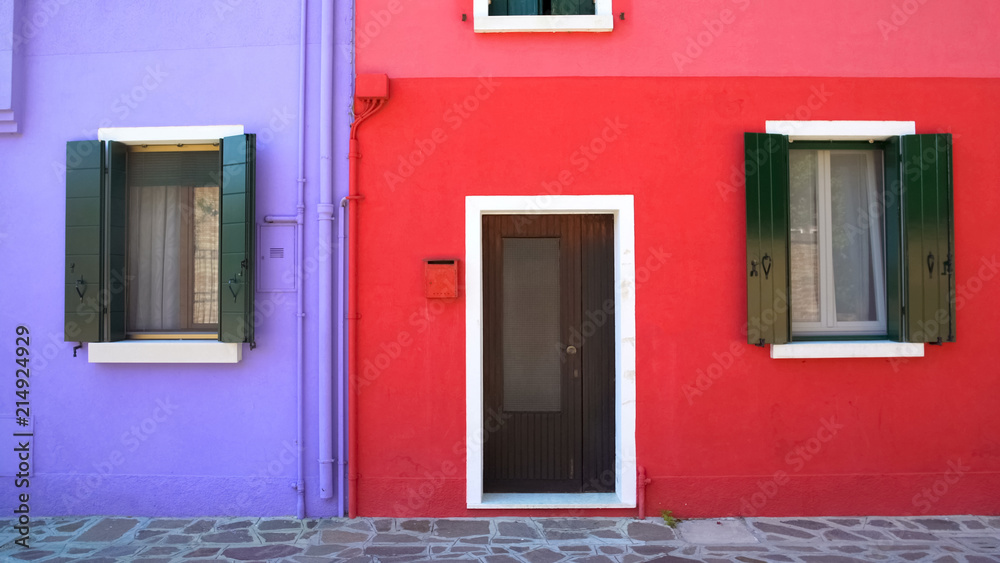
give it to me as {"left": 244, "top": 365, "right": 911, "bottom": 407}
{"left": 424, "top": 259, "right": 458, "bottom": 298}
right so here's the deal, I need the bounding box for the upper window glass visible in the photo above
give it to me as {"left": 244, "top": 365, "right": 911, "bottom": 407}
{"left": 490, "top": 0, "right": 595, "bottom": 16}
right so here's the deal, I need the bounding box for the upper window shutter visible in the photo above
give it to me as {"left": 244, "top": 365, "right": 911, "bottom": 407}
{"left": 219, "top": 134, "right": 257, "bottom": 346}
{"left": 65, "top": 141, "right": 105, "bottom": 342}
{"left": 106, "top": 141, "right": 128, "bottom": 341}
{"left": 745, "top": 133, "right": 791, "bottom": 345}
{"left": 900, "top": 134, "right": 955, "bottom": 343}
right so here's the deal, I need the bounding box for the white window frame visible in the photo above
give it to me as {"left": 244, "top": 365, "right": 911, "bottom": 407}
{"left": 473, "top": 0, "right": 614, "bottom": 33}
{"left": 465, "top": 195, "right": 636, "bottom": 509}
{"left": 0, "top": 1, "right": 18, "bottom": 133}
{"left": 766, "top": 120, "right": 924, "bottom": 360}
{"left": 89, "top": 125, "right": 245, "bottom": 364}
{"left": 791, "top": 150, "right": 886, "bottom": 337}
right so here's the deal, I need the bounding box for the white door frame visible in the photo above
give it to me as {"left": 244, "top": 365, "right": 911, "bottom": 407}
{"left": 465, "top": 195, "right": 637, "bottom": 508}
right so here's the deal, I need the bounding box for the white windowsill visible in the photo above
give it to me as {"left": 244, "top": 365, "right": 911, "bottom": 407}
{"left": 473, "top": 0, "right": 614, "bottom": 33}
{"left": 470, "top": 493, "right": 630, "bottom": 509}
{"left": 474, "top": 14, "right": 614, "bottom": 33}
{"left": 771, "top": 341, "right": 924, "bottom": 359}
{"left": 88, "top": 341, "right": 242, "bottom": 364}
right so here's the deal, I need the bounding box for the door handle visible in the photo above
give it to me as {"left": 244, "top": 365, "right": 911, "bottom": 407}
{"left": 565, "top": 345, "right": 577, "bottom": 355}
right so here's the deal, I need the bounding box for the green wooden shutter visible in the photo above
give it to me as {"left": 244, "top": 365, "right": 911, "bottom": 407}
{"left": 900, "top": 134, "right": 955, "bottom": 343}
{"left": 883, "top": 136, "right": 904, "bottom": 341}
{"left": 745, "top": 133, "right": 791, "bottom": 345}
{"left": 65, "top": 141, "right": 105, "bottom": 342}
{"left": 106, "top": 141, "right": 128, "bottom": 341}
{"left": 219, "top": 134, "right": 256, "bottom": 346}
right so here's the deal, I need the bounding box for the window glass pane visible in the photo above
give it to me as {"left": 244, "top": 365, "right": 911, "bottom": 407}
{"left": 192, "top": 187, "right": 220, "bottom": 325}
{"left": 830, "top": 152, "right": 883, "bottom": 323}
{"left": 502, "top": 238, "right": 561, "bottom": 412}
{"left": 127, "top": 151, "right": 220, "bottom": 332}
{"left": 550, "top": 0, "right": 592, "bottom": 15}
{"left": 789, "top": 150, "right": 820, "bottom": 323}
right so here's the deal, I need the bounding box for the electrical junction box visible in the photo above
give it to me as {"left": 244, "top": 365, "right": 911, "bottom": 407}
{"left": 355, "top": 73, "right": 389, "bottom": 100}
{"left": 424, "top": 259, "right": 458, "bottom": 298}
{"left": 258, "top": 224, "right": 297, "bottom": 292}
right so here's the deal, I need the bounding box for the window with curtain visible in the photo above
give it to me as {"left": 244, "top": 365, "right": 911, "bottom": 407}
{"left": 489, "top": 0, "right": 595, "bottom": 15}
{"left": 126, "top": 149, "right": 221, "bottom": 334}
{"left": 789, "top": 148, "right": 886, "bottom": 336}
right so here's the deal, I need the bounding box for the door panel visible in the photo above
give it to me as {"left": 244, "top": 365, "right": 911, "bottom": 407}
{"left": 483, "top": 214, "right": 614, "bottom": 494}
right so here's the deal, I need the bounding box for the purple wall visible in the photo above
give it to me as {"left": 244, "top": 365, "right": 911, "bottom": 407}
{"left": 0, "top": 0, "right": 352, "bottom": 517}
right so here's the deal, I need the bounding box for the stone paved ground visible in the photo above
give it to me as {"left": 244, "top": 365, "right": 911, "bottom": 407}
{"left": 0, "top": 515, "right": 998, "bottom": 562}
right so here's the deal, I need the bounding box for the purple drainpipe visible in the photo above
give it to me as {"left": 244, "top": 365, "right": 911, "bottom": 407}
{"left": 294, "top": 0, "right": 308, "bottom": 519}
{"left": 318, "top": 0, "right": 336, "bottom": 501}
{"left": 264, "top": 0, "right": 309, "bottom": 519}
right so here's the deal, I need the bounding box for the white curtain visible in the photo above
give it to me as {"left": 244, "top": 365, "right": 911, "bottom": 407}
{"left": 128, "top": 185, "right": 183, "bottom": 331}
{"left": 830, "top": 153, "right": 875, "bottom": 322}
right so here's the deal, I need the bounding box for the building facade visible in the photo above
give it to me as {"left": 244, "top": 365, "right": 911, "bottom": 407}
{"left": 1, "top": 0, "right": 998, "bottom": 521}
{"left": 350, "top": 0, "right": 1000, "bottom": 517}
{"left": 0, "top": 0, "right": 352, "bottom": 517}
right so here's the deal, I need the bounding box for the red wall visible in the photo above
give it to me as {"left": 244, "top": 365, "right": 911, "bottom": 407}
{"left": 352, "top": 76, "right": 1000, "bottom": 517}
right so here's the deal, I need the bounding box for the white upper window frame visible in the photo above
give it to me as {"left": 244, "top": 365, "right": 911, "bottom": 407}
{"left": 473, "top": 0, "right": 614, "bottom": 33}
{"left": 765, "top": 120, "right": 924, "bottom": 360}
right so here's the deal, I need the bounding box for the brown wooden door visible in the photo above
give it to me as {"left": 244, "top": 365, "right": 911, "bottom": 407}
{"left": 483, "top": 214, "right": 615, "bottom": 493}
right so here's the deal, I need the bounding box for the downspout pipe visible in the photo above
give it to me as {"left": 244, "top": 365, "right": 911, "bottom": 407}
{"left": 336, "top": 197, "right": 347, "bottom": 517}
{"left": 318, "top": 0, "right": 336, "bottom": 500}
{"left": 294, "top": 0, "right": 308, "bottom": 519}
{"left": 265, "top": 0, "right": 309, "bottom": 520}
{"left": 347, "top": 93, "right": 387, "bottom": 518}
{"left": 637, "top": 465, "right": 651, "bottom": 520}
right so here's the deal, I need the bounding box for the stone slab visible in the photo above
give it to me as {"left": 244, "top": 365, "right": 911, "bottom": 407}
{"left": 678, "top": 519, "right": 759, "bottom": 545}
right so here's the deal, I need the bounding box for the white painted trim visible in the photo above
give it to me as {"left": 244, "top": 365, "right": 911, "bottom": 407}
{"left": 465, "top": 195, "right": 636, "bottom": 509}
{"left": 472, "top": 492, "right": 629, "bottom": 509}
{"left": 474, "top": 14, "right": 613, "bottom": 32}
{"left": 98, "top": 125, "right": 244, "bottom": 145}
{"left": 1, "top": 3, "right": 19, "bottom": 134}
{"left": 766, "top": 120, "right": 915, "bottom": 141}
{"left": 89, "top": 341, "right": 243, "bottom": 364}
{"left": 473, "top": 0, "right": 613, "bottom": 33}
{"left": 770, "top": 341, "right": 924, "bottom": 359}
